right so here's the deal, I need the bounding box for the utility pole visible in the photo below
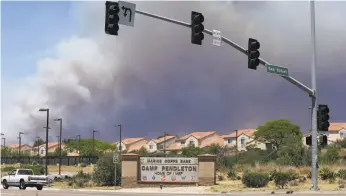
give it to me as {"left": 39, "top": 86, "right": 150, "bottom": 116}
{"left": 163, "top": 132, "right": 167, "bottom": 157}
{"left": 92, "top": 130, "right": 98, "bottom": 156}
{"left": 39, "top": 108, "right": 49, "bottom": 176}
{"left": 76, "top": 134, "right": 81, "bottom": 163}
{"left": 18, "top": 132, "right": 24, "bottom": 163}
{"left": 1, "top": 133, "right": 6, "bottom": 160}
{"left": 310, "top": 0, "right": 318, "bottom": 191}
{"left": 235, "top": 130, "right": 238, "bottom": 164}
{"left": 36, "top": 137, "right": 40, "bottom": 158}
{"left": 118, "top": 124, "right": 122, "bottom": 153}
{"left": 54, "top": 118, "right": 62, "bottom": 175}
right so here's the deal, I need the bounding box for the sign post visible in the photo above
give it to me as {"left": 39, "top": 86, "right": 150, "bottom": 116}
{"left": 266, "top": 64, "right": 289, "bottom": 77}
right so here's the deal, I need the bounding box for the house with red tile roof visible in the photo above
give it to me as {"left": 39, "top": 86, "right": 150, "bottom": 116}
{"left": 114, "top": 137, "right": 148, "bottom": 153}
{"left": 328, "top": 122, "right": 346, "bottom": 142}
{"left": 166, "top": 131, "right": 224, "bottom": 153}
{"left": 145, "top": 135, "right": 176, "bottom": 153}
{"left": 7, "top": 144, "right": 32, "bottom": 155}
{"left": 221, "top": 129, "right": 266, "bottom": 151}
{"left": 31, "top": 142, "right": 66, "bottom": 157}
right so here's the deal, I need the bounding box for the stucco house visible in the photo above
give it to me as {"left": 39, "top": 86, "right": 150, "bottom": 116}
{"left": 146, "top": 135, "right": 176, "bottom": 153}
{"left": 115, "top": 137, "right": 148, "bottom": 153}
{"left": 166, "top": 131, "right": 224, "bottom": 153}
{"left": 7, "top": 144, "right": 32, "bottom": 155}
{"left": 31, "top": 142, "right": 66, "bottom": 157}
{"left": 221, "top": 129, "right": 267, "bottom": 151}
{"left": 327, "top": 122, "right": 346, "bottom": 143}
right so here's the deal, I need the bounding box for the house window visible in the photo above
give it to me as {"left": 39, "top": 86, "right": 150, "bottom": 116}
{"left": 189, "top": 140, "right": 195, "bottom": 146}
{"left": 227, "top": 139, "right": 232, "bottom": 144}
{"left": 40, "top": 149, "right": 44, "bottom": 154}
{"left": 159, "top": 145, "right": 164, "bottom": 150}
{"left": 180, "top": 141, "right": 185, "bottom": 145}
{"left": 149, "top": 145, "right": 153, "bottom": 150}
{"left": 240, "top": 137, "right": 246, "bottom": 148}
{"left": 340, "top": 132, "right": 346, "bottom": 138}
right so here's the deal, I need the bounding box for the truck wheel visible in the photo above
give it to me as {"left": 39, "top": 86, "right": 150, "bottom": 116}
{"left": 2, "top": 180, "right": 9, "bottom": 189}
{"left": 36, "top": 185, "right": 43, "bottom": 190}
{"left": 19, "top": 180, "right": 26, "bottom": 190}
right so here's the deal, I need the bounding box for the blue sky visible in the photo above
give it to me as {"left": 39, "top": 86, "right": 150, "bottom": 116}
{"left": 1, "top": 1, "right": 76, "bottom": 81}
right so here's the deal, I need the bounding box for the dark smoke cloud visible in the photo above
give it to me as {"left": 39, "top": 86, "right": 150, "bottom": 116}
{"left": 2, "top": 1, "right": 346, "bottom": 144}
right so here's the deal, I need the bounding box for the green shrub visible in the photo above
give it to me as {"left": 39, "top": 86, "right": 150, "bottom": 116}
{"left": 1, "top": 166, "right": 15, "bottom": 172}
{"left": 68, "top": 170, "right": 91, "bottom": 188}
{"left": 79, "top": 163, "right": 87, "bottom": 167}
{"left": 93, "top": 154, "right": 121, "bottom": 186}
{"left": 272, "top": 171, "right": 298, "bottom": 189}
{"left": 242, "top": 172, "right": 270, "bottom": 188}
{"left": 338, "top": 169, "right": 346, "bottom": 180}
{"left": 319, "top": 167, "right": 336, "bottom": 181}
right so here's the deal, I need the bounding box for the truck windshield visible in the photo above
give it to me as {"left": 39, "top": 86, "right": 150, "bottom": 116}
{"left": 17, "top": 170, "right": 34, "bottom": 175}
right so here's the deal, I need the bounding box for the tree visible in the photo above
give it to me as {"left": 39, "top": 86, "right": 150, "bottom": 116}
{"left": 65, "top": 138, "right": 116, "bottom": 156}
{"left": 132, "top": 147, "right": 149, "bottom": 156}
{"left": 254, "top": 119, "right": 303, "bottom": 149}
{"left": 33, "top": 137, "right": 45, "bottom": 147}
{"left": 93, "top": 154, "right": 121, "bottom": 186}
{"left": 181, "top": 145, "right": 204, "bottom": 157}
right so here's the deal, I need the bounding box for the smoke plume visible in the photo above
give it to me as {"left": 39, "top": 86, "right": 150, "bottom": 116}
{"left": 2, "top": 1, "right": 346, "bottom": 144}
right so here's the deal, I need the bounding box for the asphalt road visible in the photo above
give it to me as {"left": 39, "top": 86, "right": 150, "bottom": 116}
{"left": 1, "top": 188, "right": 346, "bottom": 196}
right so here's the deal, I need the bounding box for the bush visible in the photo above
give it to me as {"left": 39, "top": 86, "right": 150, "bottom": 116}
{"left": 227, "top": 168, "right": 237, "bottom": 180}
{"left": 338, "top": 169, "right": 346, "bottom": 180}
{"left": 80, "top": 163, "right": 87, "bottom": 167}
{"left": 319, "top": 167, "right": 336, "bottom": 181}
{"left": 242, "top": 172, "right": 269, "bottom": 188}
{"left": 1, "top": 166, "right": 15, "bottom": 172}
{"left": 271, "top": 171, "right": 298, "bottom": 189}
{"left": 93, "top": 154, "right": 121, "bottom": 186}
{"left": 68, "top": 171, "right": 91, "bottom": 188}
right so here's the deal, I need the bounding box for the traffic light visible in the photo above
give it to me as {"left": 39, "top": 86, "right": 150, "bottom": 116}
{"left": 306, "top": 135, "right": 312, "bottom": 146}
{"left": 317, "top": 104, "right": 330, "bottom": 131}
{"left": 248, "top": 38, "right": 260, "bottom": 70}
{"left": 105, "top": 1, "right": 120, "bottom": 36}
{"left": 320, "top": 135, "right": 328, "bottom": 147}
{"left": 191, "top": 11, "right": 204, "bottom": 45}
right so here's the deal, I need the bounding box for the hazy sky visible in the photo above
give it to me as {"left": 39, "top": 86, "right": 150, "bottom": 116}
{"left": 1, "top": 1, "right": 345, "bottom": 145}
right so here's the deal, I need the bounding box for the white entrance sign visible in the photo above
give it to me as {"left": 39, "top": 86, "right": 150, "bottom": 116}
{"left": 140, "top": 157, "right": 199, "bottom": 183}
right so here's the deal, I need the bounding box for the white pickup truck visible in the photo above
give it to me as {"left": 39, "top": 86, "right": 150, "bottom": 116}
{"left": 1, "top": 169, "right": 48, "bottom": 190}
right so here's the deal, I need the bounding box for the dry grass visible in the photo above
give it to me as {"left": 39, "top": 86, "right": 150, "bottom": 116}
{"left": 210, "top": 162, "right": 346, "bottom": 193}
{"left": 52, "top": 181, "right": 122, "bottom": 190}
{"left": 209, "top": 179, "right": 344, "bottom": 193}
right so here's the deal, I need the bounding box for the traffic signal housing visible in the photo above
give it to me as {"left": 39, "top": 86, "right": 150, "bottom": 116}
{"left": 317, "top": 104, "right": 330, "bottom": 131}
{"left": 105, "top": 1, "right": 120, "bottom": 36}
{"left": 319, "top": 135, "right": 328, "bottom": 147}
{"left": 306, "top": 135, "right": 312, "bottom": 146}
{"left": 248, "top": 38, "right": 260, "bottom": 70}
{"left": 191, "top": 11, "right": 204, "bottom": 45}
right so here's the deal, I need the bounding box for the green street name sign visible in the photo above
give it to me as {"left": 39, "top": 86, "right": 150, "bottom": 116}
{"left": 266, "top": 64, "right": 289, "bottom": 77}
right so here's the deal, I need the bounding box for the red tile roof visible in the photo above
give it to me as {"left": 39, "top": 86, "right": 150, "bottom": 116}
{"left": 153, "top": 136, "right": 176, "bottom": 144}
{"left": 329, "top": 122, "right": 346, "bottom": 131}
{"left": 120, "top": 138, "right": 145, "bottom": 145}
{"left": 179, "top": 131, "right": 216, "bottom": 140}
{"left": 166, "top": 142, "right": 182, "bottom": 151}
{"left": 7, "top": 144, "right": 31, "bottom": 149}
{"left": 199, "top": 137, "right": 224, "bottom": 148}
{"left": 222, "top": 129, "right": 256, "bottom": 138}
